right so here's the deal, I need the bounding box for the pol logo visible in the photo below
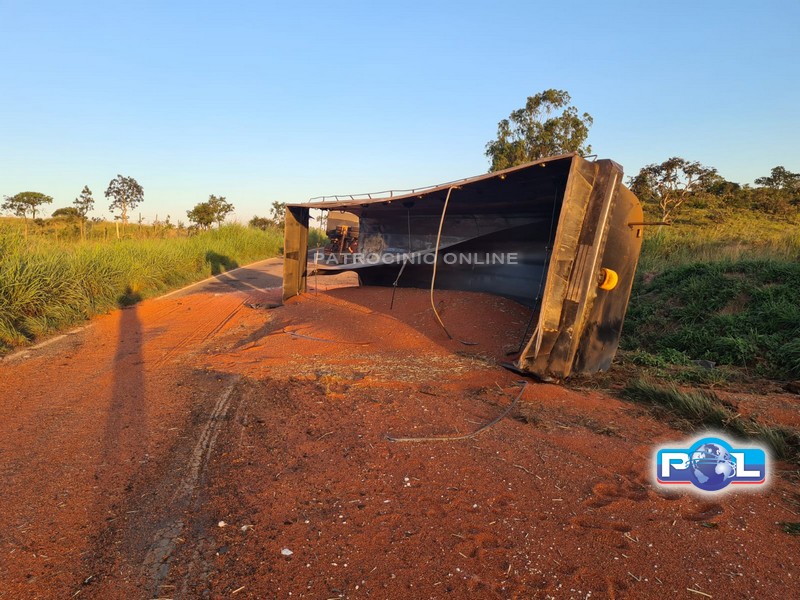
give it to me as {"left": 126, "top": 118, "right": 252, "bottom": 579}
{"left": 655, "top": 435, "right": 768, "bottom": 492}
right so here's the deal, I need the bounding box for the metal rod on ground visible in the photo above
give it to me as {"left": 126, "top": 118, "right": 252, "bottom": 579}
{"left": 385, "top": 383, "right": 528, "bottom": 442}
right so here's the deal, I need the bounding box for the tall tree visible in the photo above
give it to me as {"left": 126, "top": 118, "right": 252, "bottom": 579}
{"left": 271, "top": 201, "right": 286, "bottom": 226}
{"left": 207, "top": 195, "right": 234, "bottom": 227}
{"left": 187, "top": 195, "right": 235, "bottom": 230}
{"left": 2, "top": 191, "right": 53, "bottom": 237}
{"left": 73, "top": 185, "right": 94, "bottom": 241}
{"left": 105, "top": 175, "right": 143, "bottom": 238}
{"left": 752, "top": 166, "right": 800, "bottom": 215}
{"left": 628, "top": 157, "right": 717, "bottom": 222}
{"left": 186, "top": 202, "right": 216, "bottom": 230}
{"left": 485, "top": 89, "right": 593, "bottom": 172}
{"left": 755, "top": 166, "right": 800, "bottom": 191}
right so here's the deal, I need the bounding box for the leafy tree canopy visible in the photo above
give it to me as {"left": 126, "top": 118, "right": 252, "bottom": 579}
{"left": 750, "top": 166, "right": 800, "bottom": 215}
{"left": 249, "top": 215, "right": 275, "bottom": 230}
{"left": 485, "top": 89, "right": 593, "bottom": 172}
{"left": 703, "top": 174, "right": 741, "bottom": 199}
{"left": 74, "top": 185, "right": 94, "bottom": 218}
{"left": 70, "top": 185, "right": 95, "bottom": 240}
{"left": 628, "top": 157, "right": 718, "bottom": 222}
{"left": 207, "top": 195, "right": 234, "bottom": 226}
{"left": 105, "top": 175, "right": 143, "bottom": 227}
{"left": 186, "top": 202, "right": 216, "bottom": 230}
{"left": 187, "top": 195, "right": 235, "bottom": 230}
{"left": 2, "top": 191, "right": 53, "bottom": 220}
{"left": 755, "top": 166, "right": 800, "bottom": 191}
{"left": 52, "top": 206, "right": 82, "bottom": 219}
{"left": 271, "top": 201, "right": 286, "bottom": 226}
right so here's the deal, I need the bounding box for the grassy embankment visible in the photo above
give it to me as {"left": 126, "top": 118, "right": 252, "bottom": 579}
{"left": 621, "top": 206, "right": 800, "bottom": 381}
{"left": 614, "top": 205, "right": 800, "bottom": 459}
{"left": 0, "top": 224, "right": 283, "bottom": 352}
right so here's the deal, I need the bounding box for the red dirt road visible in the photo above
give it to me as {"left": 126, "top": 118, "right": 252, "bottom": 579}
{"left": 1, "top": 258, "right": 798, "bottom": 599}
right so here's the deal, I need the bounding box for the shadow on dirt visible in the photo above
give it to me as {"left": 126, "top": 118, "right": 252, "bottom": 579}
{"left": 188, "top": 267, "right": 284, "bottom": 295}
{"left": 104, "top": 299, "right": 148, "bottom": 462}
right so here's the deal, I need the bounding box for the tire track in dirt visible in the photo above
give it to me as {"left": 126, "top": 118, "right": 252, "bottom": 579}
{"left": 140, "top": 374, "right": 241, "bottom": 597}
{"left": 0, "top": 286, "right": 266, "bottom": 597}
{"left": 151, "top": 297, "right": 245, "bottom": 368}
{"left": 79, "top": 293, "right": 263, "bottom": 597}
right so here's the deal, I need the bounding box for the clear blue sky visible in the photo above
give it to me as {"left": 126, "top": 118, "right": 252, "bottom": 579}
{"left": 1, "top": 0, "right": 798, "bottom": 223}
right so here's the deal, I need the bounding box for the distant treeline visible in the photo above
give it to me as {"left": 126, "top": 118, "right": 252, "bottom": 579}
{"left": 629, "top": 161, "right": 800, "bottom": 223}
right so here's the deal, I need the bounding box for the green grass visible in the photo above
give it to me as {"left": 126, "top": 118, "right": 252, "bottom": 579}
{"left": 636, "top": 206, "right": 800, "bottom": 274}
{"left": 622, "top": 379, "right": 798, "bottom": 459}
{"left": 623, "top": 259, "right": 800, "bottom": 379}
{"left": 0, "top": 224, "right": 282, "bottom": 351}
{"left": 622, "top": 379, "right": 732, "bottom": 427}
{"left": 622, "top": 207, "right": 800, "bottom": 380}
{"left": 308, "top": 227, "right": 328, "bottom": 248}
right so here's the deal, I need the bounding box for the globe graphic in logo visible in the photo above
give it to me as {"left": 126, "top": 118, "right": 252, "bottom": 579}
{"left": 689, "top": 442, "right": 736, "bottom": 491}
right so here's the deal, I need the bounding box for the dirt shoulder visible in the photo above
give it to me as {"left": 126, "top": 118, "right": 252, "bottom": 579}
{"left": 0, "top": 272, "right": 797, "bottom": 599}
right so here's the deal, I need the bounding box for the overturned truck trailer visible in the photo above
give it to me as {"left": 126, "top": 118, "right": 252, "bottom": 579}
{"left": 283, "top": 154, "right": 644, "bottom": 380}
